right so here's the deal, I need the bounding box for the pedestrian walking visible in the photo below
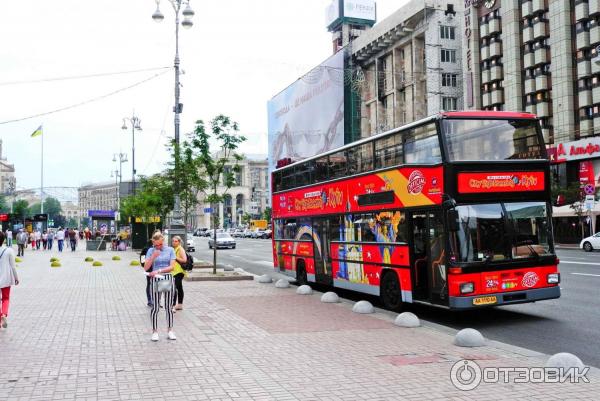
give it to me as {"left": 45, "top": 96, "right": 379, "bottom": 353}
{"left": 6, "top": 229, "right": 12, "bottom": 247}
{"left": 56, "top": 228, "right": 65, "bottom": 252}
{"left": 42, "top": 231, "right": 48, "bottom": 250}
{"left": 143, "top": 231, "right": 176, "bottom": 342}
{"left": 35, "top": 229, "right": 41, "bottom": 250}
{"left": 29, "top": 231, "right": 36, "bottom": 250}
{"left": 68, "top": 228, "right": 77, "bottom": 251}
{"left": 171, "top": 235, "right": 187, "bottom": 312}
{"left": 16, "top": 229, "right": 27, "bottom": 257}
{"left": 0, "top": 231, "right": 19, "bottom": 329}
{"left": 140, "top": 239, "right": 153, "bottom": 307}
{"left": 47, "top": 230, "right": 54, "bottom": 250}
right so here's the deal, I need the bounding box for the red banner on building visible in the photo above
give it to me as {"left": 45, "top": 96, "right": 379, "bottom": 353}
{"left": 457, "top": 171, "right": 545, "bottom": 194}
{"left": 579, "top": 161, "right": 595, "bottom": 188}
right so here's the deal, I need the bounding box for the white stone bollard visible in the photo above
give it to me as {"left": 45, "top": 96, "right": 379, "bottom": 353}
{"left": 545, "top": 353, "right": 585, "bottom": 370}
{"left": 352, "top": 300, "right": 374, "bottom": 314}
{"left": 275, "top": 279, "right": 290, "bottom": 288}
{"left": 453, "top": 328, "right": 485, "bottom": 347}
{"left": 394, "top": 312, "right": 420, "bottom": 328}
{"left": 296, "top": 285, "right": 313, "bottom": 295}
{"left": 321, "top": 292, "right": 340, "bottom": 303}
{"left": 257, "top": 275, "right": 273, "bottom": 283}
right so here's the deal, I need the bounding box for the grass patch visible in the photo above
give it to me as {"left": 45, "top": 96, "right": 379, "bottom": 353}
{"left": 130, "top": 260, "right": 141, "bottom": 266}
{"left": 51, "top": 261, "right": 61, "bottom": 268}
{"left": 112, "top": 255, "right": 121, "bottom": 261}
{"left": 92, "top": 261, "right": 103, "bottom": 267}
{"left": 85, "top": 257, "right": 94, "bottom": 262}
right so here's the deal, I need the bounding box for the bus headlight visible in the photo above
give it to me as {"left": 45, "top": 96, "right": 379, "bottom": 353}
{"left": 547, "top": 273, "right": 560, "bottom": 284}
{"left": 460, "top": 282, "right": 474, "bottom": 294}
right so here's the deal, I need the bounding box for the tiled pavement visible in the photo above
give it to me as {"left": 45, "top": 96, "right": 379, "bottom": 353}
{"left": 0, "top": 246, "right": 598, "bottom": 400}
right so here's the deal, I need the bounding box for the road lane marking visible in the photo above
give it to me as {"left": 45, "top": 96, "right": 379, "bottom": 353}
{"left": 559, "top": 260, "right": 600, "bottom": 266}
{"left": 571, "top": 273, "right": 600, "bottom": 277}
{"left": 255, "top": 261, "right": 275, "bottom": 266}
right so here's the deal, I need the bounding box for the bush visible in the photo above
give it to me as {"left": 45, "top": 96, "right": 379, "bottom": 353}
{"left": 130, "top": 260, "right": 141, "bottom": 266}
{"left": 92, "top": 261, "right": 103, "bottom": 267}
{"left": 50, "top": 257, "right": 59, "bottom": 262}
{"left": 15, "top": 257, "right": 22, "bottom": 263}
{"left": 112, "top": 255, "right": 121, "bottom": 261}
{"left": 85, "top": 257, "right": 94, "bottom": 262}
{"left": 51, "top": 261, "right": 61, "bottom": 268}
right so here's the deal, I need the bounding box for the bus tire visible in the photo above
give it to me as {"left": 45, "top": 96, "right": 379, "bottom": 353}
{"left": 583, "top": 241, "right": 593, "bottom": 252}
{"left": 380, "top": 271, "right": 403, "bottom": 312}
{"left": 296, "top": 260, "right": 308, "bottom": 285}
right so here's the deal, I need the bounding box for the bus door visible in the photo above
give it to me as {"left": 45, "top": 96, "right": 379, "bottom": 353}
{"left": 312, "top": 218, "right": 332, "bottom": 285}
{"left": 410, "top": 211, "right": 446, "bottom": 304}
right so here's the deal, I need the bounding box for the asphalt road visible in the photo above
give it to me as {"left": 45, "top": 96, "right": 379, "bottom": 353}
{"left": 190, "top": 236, "right": 600, "bottom": 368}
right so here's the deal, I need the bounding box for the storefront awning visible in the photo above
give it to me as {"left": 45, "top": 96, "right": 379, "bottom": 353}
{"left": 552, "top": 203, "right": 600, "bottom": 218}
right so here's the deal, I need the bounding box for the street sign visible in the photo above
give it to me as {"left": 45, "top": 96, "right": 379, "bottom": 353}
{"left": 48, "top": 219, "right": 54, "bottom": 227}
{"left": 584, "top": 184, "right": 595, "bottom": 195}
{"left": 203, "top": 207, "right": 212, "bottom": 214}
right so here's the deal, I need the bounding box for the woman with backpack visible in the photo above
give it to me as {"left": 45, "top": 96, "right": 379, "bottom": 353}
{"left": 0, "top": 231, "right": 19, "bottom": 329}
{"left": 171, "top": 236, "right": 188, "bottom": 312}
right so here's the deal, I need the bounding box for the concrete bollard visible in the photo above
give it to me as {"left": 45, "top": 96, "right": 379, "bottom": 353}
{"left": 223, "top": 264, "right": 234, "bottom": 271}
{"left": 321, "top": 292, "right": 340, "bottom": 303}
{"left": 275, "top": 279, "right": 290, "bottom": 288}
{"left": 352, "top": 300, "right": 374, "bottom": 314}
{"left": 546, "top": 353, "right": 585, "bottom": 370}
{"left": 257, "top": 275, "right": 273, "bottom": 283}
{"left": 454, "top": 328, "right": 485, "bottom": 347}
{"left": 296, "top": 285, "right": 313, "bottom": 295}
{"left": 394, "top": 312, "right": 420, "bottom": 328}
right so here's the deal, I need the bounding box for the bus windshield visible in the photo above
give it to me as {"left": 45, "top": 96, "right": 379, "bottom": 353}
{"left": 450, "top": 201, "right": 553, "bottom": 263}
{"left": 442, "top": 118, "right": 544, "bottom": 161}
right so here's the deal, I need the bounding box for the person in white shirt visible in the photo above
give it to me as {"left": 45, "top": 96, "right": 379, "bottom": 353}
{"left": 55, "top": 228, "right": 65, "bottom": 252}
{"left": 5, "top": 229, "right": 12, "bottom": 247}
{"left": 34, "top": 229, "right": 42, "bottom": 250}
{"left": 0, "top": 231, "right": 19, "bottom": 329}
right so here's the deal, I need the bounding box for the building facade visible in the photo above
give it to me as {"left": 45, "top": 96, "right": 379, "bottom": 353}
{"left": 195, "top": 155, "right": 270, "bottom": 229}
{"left": 0, "top": 140, "right": 16, "bottom": 195}
{"left": 351, "top": 0, "right": 464, "bottom": 138}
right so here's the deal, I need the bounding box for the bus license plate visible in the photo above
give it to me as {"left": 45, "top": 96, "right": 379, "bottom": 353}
{"left": 473, "top": 296, "right": 497, "bottom": 306}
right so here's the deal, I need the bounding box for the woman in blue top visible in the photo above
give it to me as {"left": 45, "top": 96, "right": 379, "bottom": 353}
{"left": 144, "top": 231, "right": 177, "bottom": 342}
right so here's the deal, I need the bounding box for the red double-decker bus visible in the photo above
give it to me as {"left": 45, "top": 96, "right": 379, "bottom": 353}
{"left": 271, "top": 111, "right": 560, "bottom": 310}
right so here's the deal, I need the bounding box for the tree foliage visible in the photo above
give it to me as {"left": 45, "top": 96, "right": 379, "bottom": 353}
{"left": 191, "top": 115, "right": 246, "bottom": 273}
{"left": 12, "top": 200, "right": 29, "bottom": 219}
{"left": 262, "top": 206, "right": 272, "bottom": 222}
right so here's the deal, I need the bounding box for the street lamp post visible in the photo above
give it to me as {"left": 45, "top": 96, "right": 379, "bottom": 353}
{"left": 121, "top": 115, "right": 142, "bottom": 196}
{"left": 152, "top": 0, "right": 194, "bottom": 239}
{"left": 112, "top": 153, "right": 127, "bottom": 211}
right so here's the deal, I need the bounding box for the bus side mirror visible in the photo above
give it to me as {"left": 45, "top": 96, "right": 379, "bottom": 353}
{"left": 447, "top": 210, "right": 459, "bottom": 232}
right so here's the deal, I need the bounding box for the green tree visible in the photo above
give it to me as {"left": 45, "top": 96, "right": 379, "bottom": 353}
{"left": 241, "top": 213, "right": 251, "bottom": 225}
{"left": 138, "top": 174, "right": 175, "bottom": 223}
{"left": 191, "top": 115, "right": 246, "bottom": 274}
{"left": 262, "top": 206, "right": 272, "bottom": 222}
{"left": 12, "top": 200, "right": 29, "bottom": 220}
{"left": 0, "top": 195, "right": 8, "bottom": 213}
{"left": 27, "top": 197, "right": 62, "bottom": 219}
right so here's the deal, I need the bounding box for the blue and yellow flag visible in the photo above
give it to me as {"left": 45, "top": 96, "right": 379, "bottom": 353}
{"left": 31, "top": 125, "right": 43, "bottom": 137}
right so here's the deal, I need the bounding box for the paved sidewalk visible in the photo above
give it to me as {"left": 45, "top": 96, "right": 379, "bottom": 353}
{"left": 0, "top": 247, "right": 598, "bottom": 400}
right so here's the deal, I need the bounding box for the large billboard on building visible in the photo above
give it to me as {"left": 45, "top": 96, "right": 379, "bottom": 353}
{"left": 267, "top": 50, "right": 345, "bottom": 172}
{"left": 326, "top": 0, "right": 376, "bottom": 30}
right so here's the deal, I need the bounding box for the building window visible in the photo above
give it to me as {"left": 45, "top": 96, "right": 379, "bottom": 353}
{"left": 440, "top": 25, "right": 455, "bottom": 40}
{"left": 441, "top": 73, "right": 458, "bottom": 87}
{"left": 442, "top": 97, "right": 458, "bottom": 111}
{"left": 441, "top": 49, "right": 456, "bottom": 63}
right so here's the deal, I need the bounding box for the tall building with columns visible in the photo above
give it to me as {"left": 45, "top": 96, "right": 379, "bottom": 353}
{"left": 195, "top": 154, "right": 269, "bottom": 229}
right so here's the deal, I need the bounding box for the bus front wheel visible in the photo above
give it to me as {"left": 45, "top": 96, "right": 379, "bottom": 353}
{"left": 381, "top": 271, "right": 403, "bottom": 312}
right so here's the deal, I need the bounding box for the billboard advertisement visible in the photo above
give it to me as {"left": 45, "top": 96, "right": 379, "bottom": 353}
{"left": 267, "top": 50, "right": 345, "bottom": 172}
{"left": 343, "top": 0, "right": 376, "bottom": 21}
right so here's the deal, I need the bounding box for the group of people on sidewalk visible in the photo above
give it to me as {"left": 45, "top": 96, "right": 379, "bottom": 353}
{"left": 141, "top": 231, "right": 188, "bottom": 342}
{"left": 9, "top": 227, "right": 83, "bottom": 257}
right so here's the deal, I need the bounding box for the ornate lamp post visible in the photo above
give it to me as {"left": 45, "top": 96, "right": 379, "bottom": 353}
{"left": 111, "top": 153, "right": 127, "bottom": 210}
{"left": 121, "top": 115, "right": 141, "bottom": 195}
{"left": 152, "top": 0, "right": 194, "bottom": 238}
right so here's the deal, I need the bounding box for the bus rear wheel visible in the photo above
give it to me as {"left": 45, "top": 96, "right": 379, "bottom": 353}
{"left": 296, "top": 261, "right": 308, "bottom": 285}
{"left": 381, "top": 271, "right": 403, "bottom": 312}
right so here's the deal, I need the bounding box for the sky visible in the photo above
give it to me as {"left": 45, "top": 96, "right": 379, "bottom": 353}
{"left": 0, "top": 0, "right": 407, "bottom": 192}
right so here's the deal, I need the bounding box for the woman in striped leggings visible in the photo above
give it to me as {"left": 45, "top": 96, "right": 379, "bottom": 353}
{"left": 143, "top": 232, "right": 177, "bottom": 342}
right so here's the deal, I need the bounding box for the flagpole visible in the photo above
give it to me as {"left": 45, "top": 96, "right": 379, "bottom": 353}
{"left": 41, "top": 126, "right": 44, "bottom": 214}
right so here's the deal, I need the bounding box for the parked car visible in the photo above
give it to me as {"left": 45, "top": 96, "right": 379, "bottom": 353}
{"left": 194, "top": 228, "right": 208, "bottom": 237}
{"left": 186, "top": 237, "right": 196, "bottom": 252}
{"left": 232, "top": 229, "right": 244, "bottom": 238}
{"left": 208, "top": 232, "right": 236, "bottom": 249}
{"left": 251, "top": 228, "right": 265, "bottom": 239}
{"left": 262, "top": 229, "right": 272, "bottom": 239}
{"left": 580, "top": 232, "right": 600, "bottom": 251}
{"left": 242, "top": 229, "right": 253, "bottom": 238}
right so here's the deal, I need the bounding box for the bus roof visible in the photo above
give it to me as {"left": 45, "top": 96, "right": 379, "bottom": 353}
{"left": 273, "top": 111, "right": 539, "bottom": 172}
